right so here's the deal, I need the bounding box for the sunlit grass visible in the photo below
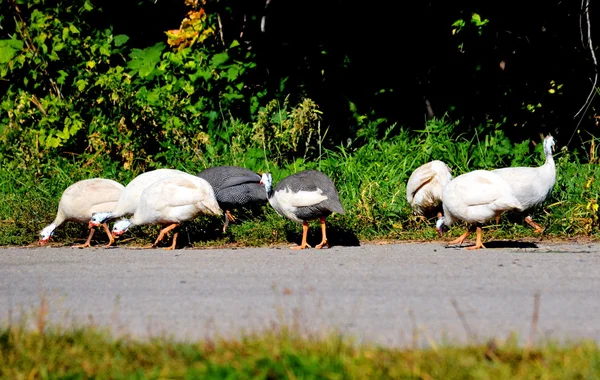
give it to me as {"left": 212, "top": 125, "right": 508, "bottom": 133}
{"left": 1, "top": 319, "right": 599, "bottom": 379}
{"left": 1, "top": 119, "right": 598, "bottom": 247}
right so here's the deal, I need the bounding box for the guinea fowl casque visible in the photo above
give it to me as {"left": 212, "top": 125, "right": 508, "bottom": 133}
{"left": 491, "top": 135, "right": 556, "bottom": 233}
{"left": 89, "top": 168, "right": 188, "bottom": 245}
{"left": 260, "top": 170, "right": 345, "bottom": 250}
{"left": 111, "top": 173, "right": 221, "bottom": 250}
{"left": 406, "top": 160, "right": 453, "bottom": 217}
{"left": 39, "top": 178, "right": 125, "bottom": 248}
{"left": 436, "top": 170, "right": 523, "bottom": 250}
{"left": 196, "top": 166, "right": 267, "bottom": 232}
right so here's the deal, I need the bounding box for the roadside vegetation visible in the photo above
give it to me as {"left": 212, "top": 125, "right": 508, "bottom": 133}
{"left": 1, "top": 1, "right": 598, "bottom": 247}
{"left": 2, "top": 313, "right": 600, "bottom": 379}
{"left": 1, "top": 117, "right": 599, "bottom": 247}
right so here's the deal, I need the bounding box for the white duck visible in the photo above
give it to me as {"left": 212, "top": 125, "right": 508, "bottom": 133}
{"left": 491, "top": 135, "right": 556, "bottom": 233}
{"left": 39, "top": 178, "right": 125, "bottom": 248}
{"left": 406, "top": 160, "right": 453, "bottom": 217}
{"left": 89, "top": 168, "right": 188, "bottom": 245}
{"left": 111, "top": 173, "right": 221, "bottom": 250}
{"left": 260, "top": 170, "right": 345, "bottom": 250}
{"left": 436, "top": 170, "right": 523, "bottom": 250}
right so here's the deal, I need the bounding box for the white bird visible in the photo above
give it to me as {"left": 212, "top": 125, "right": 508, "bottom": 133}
{"left": 436, "top": 170, "right": 523, "bottom": 250}
{"left": 491, "top": 135, "right": 556, "bottom": 233}
{"left": 89, "top": 168, "right": 188, "bottom": 245}
{"left": 39, "top": 178, "right": 125, "bottom": 248}
{"left": 406, "top": 160, "right": 453, "bottom": 217}
{"left": 111, "top": 173, "right": 222, "bottom": 250}
{"left": 260, "top": 170, "right": 345, "bottom": 250}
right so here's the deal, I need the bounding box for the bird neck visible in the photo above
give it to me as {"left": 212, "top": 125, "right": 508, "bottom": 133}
{"left": 543, "top": 146, "right": 555, "bottom": 169}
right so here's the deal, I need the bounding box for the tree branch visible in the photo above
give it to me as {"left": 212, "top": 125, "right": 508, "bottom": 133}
{"left": 570, "top": 0, "right": 597, "bottom": 145}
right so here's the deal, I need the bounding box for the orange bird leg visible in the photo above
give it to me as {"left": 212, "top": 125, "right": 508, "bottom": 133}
{"left": 223, "top": 210, "right": 236, "bottom": 233}
{"left": 525, "top": 216, "right": 544, "bottom": 234}
{"left": 164, "top": 231, "right": 179, "bottom": 250}
{"left": 291, "top": 222, "right": 312, "bottom": 250}
{"left": 102, "top": 223, "right": 115, "bottom": 247}
{"left": 315, "top": 217, "right": 330, "bottom": 249}
{"left": 73, "top": 227, "right": 95, "bottom": 248}
{"left": 448, "top": 229, "right": 471, "bottom": 246}
{"left": 145, "top": 223, "right": 178, "bottom": 249}
{"left": 466, "top": 226, "right": 486, "bottom": 250}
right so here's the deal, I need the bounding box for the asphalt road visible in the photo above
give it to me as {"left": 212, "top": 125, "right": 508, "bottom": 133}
{"left": 1, "top": 241, "right": 600, "bottom": 347}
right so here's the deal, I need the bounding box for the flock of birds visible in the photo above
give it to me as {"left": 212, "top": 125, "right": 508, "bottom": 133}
{"left": 38, "top": 135, "right": 555, "bottom": 251}
{"left": 39, "top": 167, "right": 345, "bottom": 250}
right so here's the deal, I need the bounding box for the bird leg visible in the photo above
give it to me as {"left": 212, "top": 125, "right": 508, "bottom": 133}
{"left": 315, "top": 217, "right": 330, "bottom": 249}
{"left": 73, "top": 227, "right": 95, "bottom": 248}
{"left": 102, "top": 223, "right": 115, "bottom": 247}
{"left": 291, "top": 222, "right": 312, "bottom": 250}
{"left": 525, "top": 216, "right": 544, "bottom": 234}
{"left": 164, "top": 230, "right": 179, "bottom": 251}
{"left": 466, "top": 227, "right": 486, "bottom": 250}
{"left": 145, "top": 223, "right": 178, "bottom": 249}
{"left": 448, "top": 227, "right": 474, "bottom": 246}
{"left": 222, "top": 210, "right": 236, "bottom": 233}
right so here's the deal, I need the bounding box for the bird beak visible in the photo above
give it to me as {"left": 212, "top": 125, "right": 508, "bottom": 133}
{"left": 88, "top": 221, "right": 97, "bottom": 229}
{"left": 435, "top": 228, "right": 443, "bottom": 237}
{"left": 38, "top": 239, "right": 48, "bottom": 246}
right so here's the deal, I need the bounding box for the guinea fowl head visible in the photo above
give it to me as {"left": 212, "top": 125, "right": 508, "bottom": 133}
{"left": 259, "top": 173, "right": 273, "bottom": 193}
{"left": 39, "top": 224, "right": 55, "bottom": 245}
{"left": 111, "top": 219, "right": 132, "bottom": 238}
{"left": 435, "top": 216, "right": 449, "bottom": 236}
{"left": 89, "top": 212, "right": 112, "bottom": 228}
{"left": 543, "top": 135, "right": 555, "bottom": 155}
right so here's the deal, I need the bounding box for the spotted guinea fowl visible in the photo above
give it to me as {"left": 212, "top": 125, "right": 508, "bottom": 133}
{"left": 491, "top": 135, "right": 556, "bottom": 233}
{"left": 260, "top": 170, "right": 345, "bottom": 250}
{"left": 436, "top": 170, "right": 522, "bottom": 250}
{"left": 406, "top": 160, "right": 453, "bottom": 217}
{"left": 196, "top": 166, "right": 267, "bottom": 232}
{"left": 89, "top": 168, "right": 188, "bottom": 244}
{"left": 39, "top": 178, "right": 125, "bottom": 248}
{"left": 111, "top": 173, "right": 222, "bottom": 250}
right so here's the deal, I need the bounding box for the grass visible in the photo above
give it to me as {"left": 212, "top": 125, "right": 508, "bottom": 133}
{"left": 1, "top": 317, "right": 600, "bottom": 379}
{"left": 0, "top": 118, "right": 598, "bottom": 247}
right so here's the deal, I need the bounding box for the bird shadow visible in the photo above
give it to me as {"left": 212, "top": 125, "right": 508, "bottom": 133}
{"left": 285, "top": 225, "right": 361, "bottom": 248}
{"left": 445, "top": 240, "right": 538, "bottom": 249}
{"left": 483, "top": 240, "right": 539, "bottom": 249}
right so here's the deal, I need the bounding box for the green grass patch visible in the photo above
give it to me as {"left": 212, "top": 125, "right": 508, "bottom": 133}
{"left": 1, "top": 119, "right": 599, "bottom": 247}
{"left": 1, "top": 321, "right": 600, "bottom": 379}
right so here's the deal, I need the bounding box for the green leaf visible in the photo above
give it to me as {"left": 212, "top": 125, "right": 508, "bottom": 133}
{"left": 226, "top": 66, "right": 240, "bottom": 81}
{"left": 69, "top": 24, "right": 79, "bottom": 34}
{"left": 210, "top": 52, "right": 229, "bottom": 67}
{"left": 76, "top": 79, "right": 88, "bottom": 91}
{"left": 114, "top": 34, "right": 129, "bottom": 47}
{"left": 127, "top": 42, "right": 165, "bottom": 78}
{"left": 229, "top": 40, "right": 240, "bottom": 48}
{"left": 83, "top": 1, "right": 94, "bottom": 11}
{"left": 0, "top": 39, "right": 24, "bottom": 64}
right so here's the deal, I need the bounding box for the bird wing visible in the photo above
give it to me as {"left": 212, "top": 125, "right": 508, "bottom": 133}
{"left": 148, "top": 180, "right": 213, "bottom": 211}
{"left": 450, "top": 171, "right": 521, "bottom": 209}
{"left": 218, "top": 175, "right": 260, "bottom": 190}
{"left": 277, "top": 187, "right": 329, "bottom": 208}
{"left": 406, "top": 167, "right": 436, "bottom": 202}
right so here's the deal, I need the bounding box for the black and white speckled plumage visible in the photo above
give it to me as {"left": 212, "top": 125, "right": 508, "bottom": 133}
{"left": 196, "top": 166, "right": 267, "bottom": 231}
{"left": 197, "top": 166, "right": 267, "bottom": 209}
{"left": 267, "top": 170, "right": 345, "bottom": 223}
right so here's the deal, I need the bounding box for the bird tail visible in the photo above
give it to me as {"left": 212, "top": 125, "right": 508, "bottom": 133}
{"left": 331, "top": 202, "right": 346, "bottom": 215}
{"left": 493, "top": 195, "right": 523, "bottom": 213}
